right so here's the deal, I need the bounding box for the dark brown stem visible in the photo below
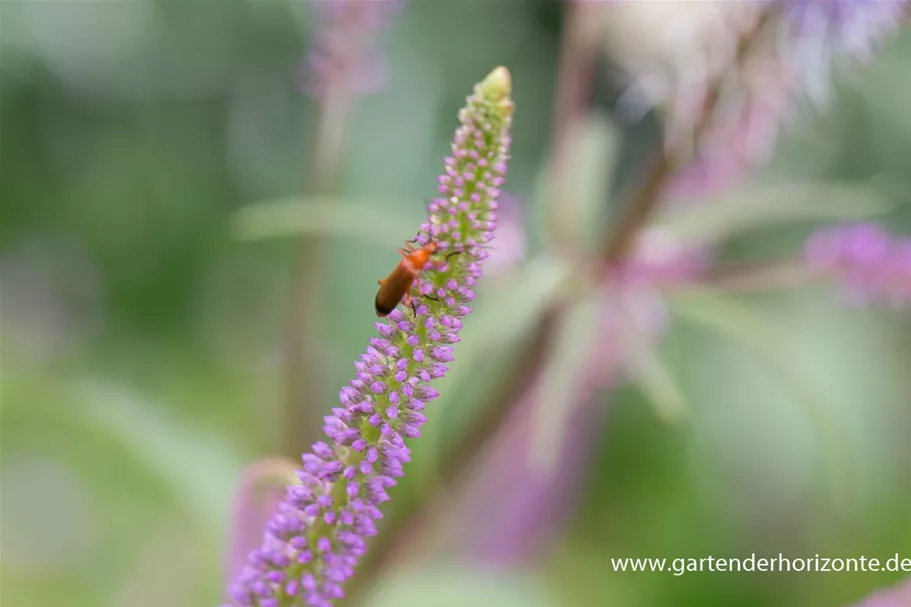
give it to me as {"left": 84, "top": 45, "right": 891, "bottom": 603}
{"left": 601, "top": 150, "right": 674, "bottom": 263}
{"left": 440, "top": 306, "right": 563, "bottom": 484}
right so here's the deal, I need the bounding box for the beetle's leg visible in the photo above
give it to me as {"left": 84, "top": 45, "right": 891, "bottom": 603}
{"left": 428, "top": 246, "right": 461, "bottom": 260}
{"left": 402, "top": 290, "right": 417, "bottom": 318}
{"left": 415, "top": 279, "right": 440, "bottom": 302}
{"left": 427, "top": 250, "right": 460, "bottom": 271}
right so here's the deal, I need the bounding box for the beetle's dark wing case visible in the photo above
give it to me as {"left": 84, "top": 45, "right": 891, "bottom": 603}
{"left": 374, "top": 265, "right": 415, "bottom": 317}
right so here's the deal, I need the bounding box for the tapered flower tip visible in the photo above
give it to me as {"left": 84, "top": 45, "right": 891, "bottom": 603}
{"left": 480, "top": 66, "right": 513, "bottom": 107}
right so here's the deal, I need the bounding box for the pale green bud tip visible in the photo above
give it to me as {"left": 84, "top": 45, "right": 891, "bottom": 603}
{"left": 478, "top": 66, "right": 513, "bottom": 113}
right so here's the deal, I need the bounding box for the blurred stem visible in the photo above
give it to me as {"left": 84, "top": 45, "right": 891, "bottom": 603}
{"left": 702, "top": 257, "right": 822, "bottom": 293}
{"left": 546, "top": 1, "right": 606, "bottom": 252}
{"left": 282, "top": 87, "right": 354, "bottom": 458}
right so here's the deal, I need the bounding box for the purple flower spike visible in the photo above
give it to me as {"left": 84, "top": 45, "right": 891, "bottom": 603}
{"left": 300, "top": 0, "right": 403, "bottom": 99}
{"left": 805, "top": 222, "right": 911, "bottom": 309}
{"left": 223, "top": 67, "right": 513, "bottom": 607}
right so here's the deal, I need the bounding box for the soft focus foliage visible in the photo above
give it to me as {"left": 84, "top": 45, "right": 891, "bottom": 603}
{"left": 1, "top": 2, "right": 909, "bottom": 607}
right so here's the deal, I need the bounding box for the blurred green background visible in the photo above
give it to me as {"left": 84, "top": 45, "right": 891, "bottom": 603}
{"left": 1, "top": 2, "right": 909, "bottom": 607}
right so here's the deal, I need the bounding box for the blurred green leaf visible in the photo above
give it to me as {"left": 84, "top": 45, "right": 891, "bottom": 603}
{"left": 414, "top": 254, "right": 574, "bottom": 481}
{"left": 232, "top": 198, "right": 418, "bottom": 247}
{"left": 533, "top": 112, "right": 619, "bottom": 251}
{"left": 72, "top": 381, "right": 244, "bottom": 539}
{"left": 620, "top": 305, "right": 689, "bottom": 425}
{"left": 858, "top": 53, "right": 911, "bottom": 141}
{"left": 669, "top": 288, "right": 858, "bottom": 510}
{"left": 365, "top": 567, "right": 557, "bottom": 607}
{"left": 656, "top": 178, "right": 897, "bottom": 246}
{"left": 528, "top": 287, "right": 601, "bottom": 477}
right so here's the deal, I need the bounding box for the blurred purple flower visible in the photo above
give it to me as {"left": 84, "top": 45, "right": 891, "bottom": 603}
{"left": 481, "top": 192, "right": 526, "bottom": 276}
{"left": 777, "top": 0, "right": 909, "bottom": 103}
{"left": 667, "top": 50, "right": 797, "bottom": 201}
{"left": 619, "top": 1, "right": 907, "bottom": 197}
{"left": 669, "top": 0, "right": 907, "bottom": 195}
{"left": 721, "top": 0, "right": 909, "bottom": 161}
{"left": 301, "top": 0, "right": 402, "bottom": 98}
{"left": 227, "top": 459, "right": 299, "bottom": 582}
{"left": 782, "top": 0, "right": 908, "bottom": 64}
{"left": 222, "top": 67, "right": 513, "bottom": 607}
{"left": 759, "top": 0, "right": 910, "bottom": 109}
{"left": 805, "top": 222, "right": 911, "bottom": 309}
{"left": 848, "top": 576, "right": 911, "bottom": 607}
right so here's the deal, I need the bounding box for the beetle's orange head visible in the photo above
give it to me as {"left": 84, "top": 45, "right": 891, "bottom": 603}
{"left": 410, "top": 240, "right": 438, "bottom": 269}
